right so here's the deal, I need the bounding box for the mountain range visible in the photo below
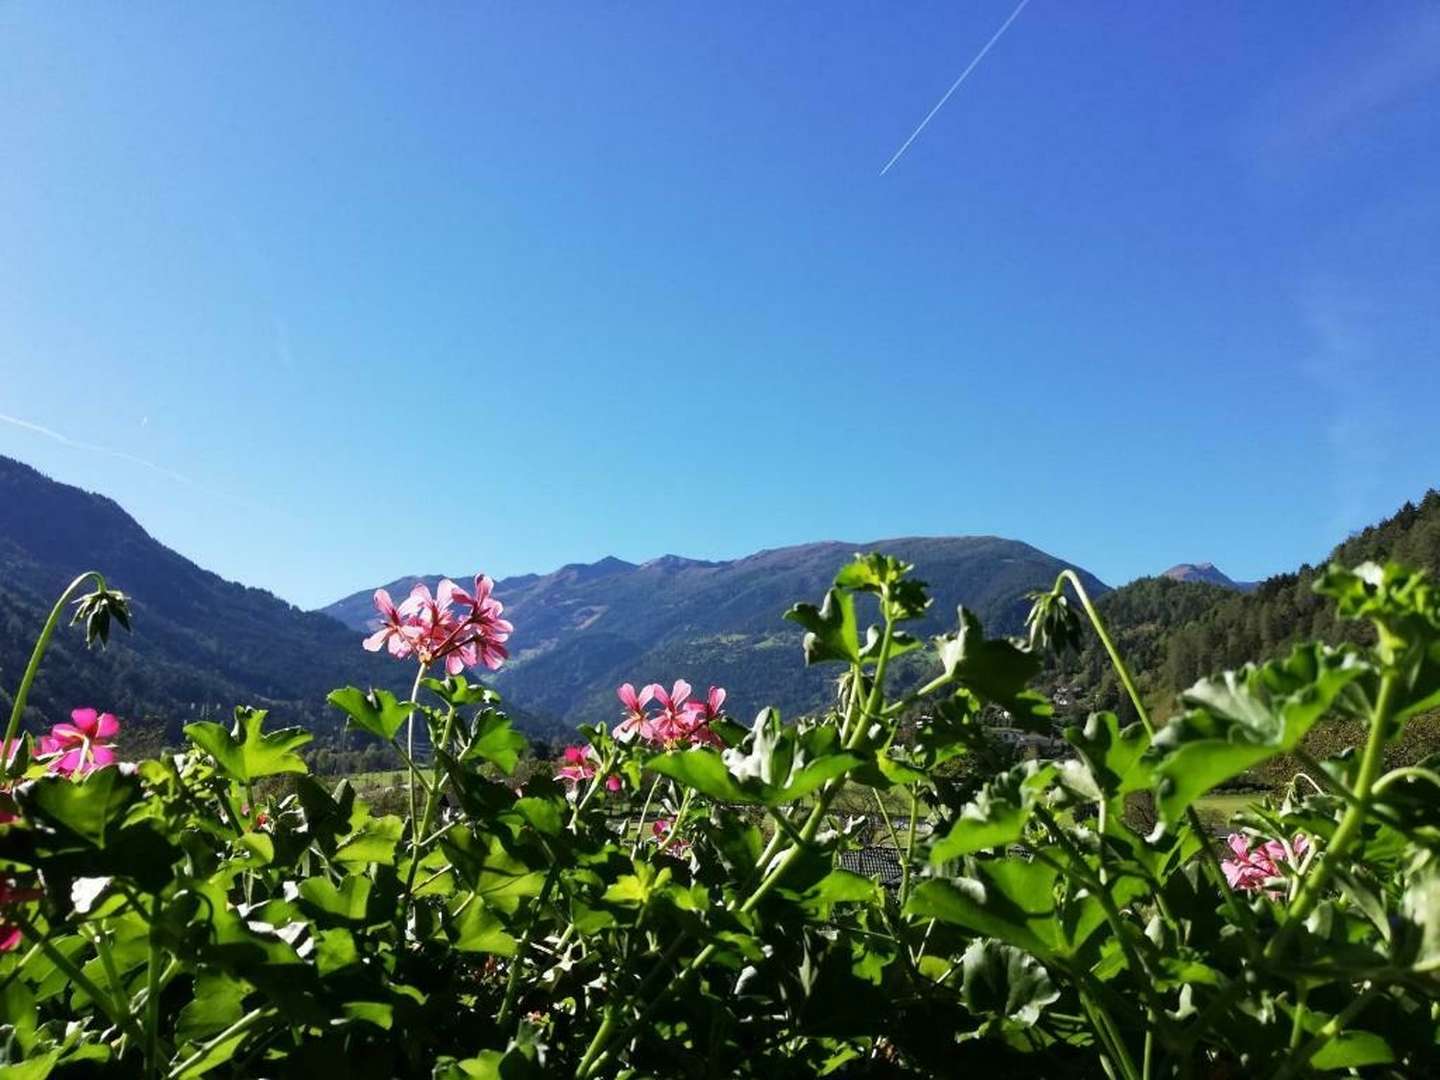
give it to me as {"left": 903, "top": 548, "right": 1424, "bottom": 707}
{"left": 323, "top": 539, "right": 1111, "bottom": 730}
{"left": 0, "top": 454, "right": 1116, "bottom": 741}
{"left": 9, "top": 452, "right": 1434, "bottom": 752}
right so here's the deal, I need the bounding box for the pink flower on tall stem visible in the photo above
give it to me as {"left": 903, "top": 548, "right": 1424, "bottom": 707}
{"left": 1220, "top": 832, "right": 1309, "bottom": 895}
{"left": 360, "top": 575, "right": 512, "bottom": 674}
{"left": 611, "top": 680, "right": 727, "bottom": 748}
{"left": 38, "top": 708, "right": 120, "bottom": 778}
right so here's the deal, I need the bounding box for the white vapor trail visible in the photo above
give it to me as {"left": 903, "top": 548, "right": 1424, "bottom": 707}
{"left": 879, "top": 0, "right": 1032, "bottom": 176}
{"left": 0, "top": 411, "right": 194, "bottom": 485}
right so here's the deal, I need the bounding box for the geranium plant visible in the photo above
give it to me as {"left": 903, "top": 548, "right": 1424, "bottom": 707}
{"left": 0, "top": 556, "right": 1435, "bottom": 1077}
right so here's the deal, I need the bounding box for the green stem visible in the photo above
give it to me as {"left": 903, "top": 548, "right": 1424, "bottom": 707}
{"left": 144, "top": 897, "right": 165, "bottom": 1078}
{"left": 569, "top": 747, "right": 619, "bottom": 830}
{"left": 579, "top": 617, "right": 896, "bottom": 1078}
{"left": 4, "top": 571, "right": 105, "bottom": 763}
{"left": 404, "top": 663, "right": 428, "bottom": 853}
{"left": 655, "top": 787, "right": 694, "bottom": 855}
{"left": 1057, "top": 570, "right": 1151, "bottom": 736}
{"left": 903, "top": 788, "right": 919, "bottom": 903}
{"left": 1273, "top": 986, "right": 1380, "bottom": 1080}
{"left": 1059, "top": 570, "right": 1259, "bottom": 948}
{"left": 497, "top": 857, "right": 562, "bottom": 1029}
{"left": 165, "top": 1008, "right": 271, "bottom": 1079}
{"left": 1267, "top": 671, "right": 1399, "bottom": 961}
{"left": 401, "top": 705, "right": 459, "bottom": 917}
{"left": 629, "top": 775, "right": 663, "bottom": 857}
{"left": 14, "top": 914, "right": 145, "bottom": 1047}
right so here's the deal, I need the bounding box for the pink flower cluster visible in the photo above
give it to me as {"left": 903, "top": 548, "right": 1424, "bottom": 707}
{"left": 650, "top": 817, "right": 690, "bottom": 855}
{"left": 554, "top": 745, "right": 621, "bottom": 792}
{"left": 614, "top": 681, "right": 725, "bottom": 748}
{"left": 39, "top": 708, "right": 120, "bottom": 779}
{"left": 363, "top": 575, "right": 512, "bottom": 674}
{"left": 1220, "top": 832, "right": 1310, "bottom": 895}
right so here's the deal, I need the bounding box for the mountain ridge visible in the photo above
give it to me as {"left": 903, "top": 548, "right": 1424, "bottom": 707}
{"left": 323, "top": 535, "right": 1111, "bottom": 729}
{"left": 1160, "top": 562, "right": 1256, "bottom": 592}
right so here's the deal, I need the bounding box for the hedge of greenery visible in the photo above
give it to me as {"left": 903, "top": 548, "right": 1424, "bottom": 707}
{"left": 0, "top": 556, "right": 1438, "bottom": 1077}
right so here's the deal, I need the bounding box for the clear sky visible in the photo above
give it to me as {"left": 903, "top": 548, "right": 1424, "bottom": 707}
{"left": 3, "top": 3, "right": 1439, "bottom": 609}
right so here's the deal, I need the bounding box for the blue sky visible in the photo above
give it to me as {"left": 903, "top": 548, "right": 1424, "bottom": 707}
{"left": 2, "top": 3, "right": 1439, "bottom": 609}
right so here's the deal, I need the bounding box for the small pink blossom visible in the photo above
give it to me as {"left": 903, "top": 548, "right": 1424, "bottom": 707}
{"left": 38, "top": 708, "right": 120, "bottom": 778}
{"left": 554, "top": 746, "right": 621, "bottom": 792}
{"left": 362, "top": 589, "right": 420, "bottom": 658}
{"left": 615, "top": 683, "right": 657, "bottom": 743}
{"left": 651, "top": 817, "right": 691, "bottom": 855}
{"left": 0, "top": 877, "right": 43, "bottom": 952}
{"left": 1220, "top": 832, "right": 1309, "bottom": 895}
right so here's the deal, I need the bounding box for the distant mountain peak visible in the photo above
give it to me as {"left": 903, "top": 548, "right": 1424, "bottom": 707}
{"left": 1162, "top": 563, "right": 1255, "bottom": 591}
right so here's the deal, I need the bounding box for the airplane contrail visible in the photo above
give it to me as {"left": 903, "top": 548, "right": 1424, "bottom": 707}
{"left": 0, "top": 411, "right": 194, "bottom": 485}
{"left": 879, "top": 0, "right": 1032, "bottom": 176}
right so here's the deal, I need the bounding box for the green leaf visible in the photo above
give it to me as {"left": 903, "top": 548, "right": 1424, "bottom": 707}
{"left": 421, "top": 675, "right": 500, "bottom": 707}
{"left": 649, "top": 749, "right": 757, "bottom": 803}
{"left": 1151, "top": 643, "right": 1368, "bottom": 824}
{"left": 235, "top": 832, "right": 274, "bottom": 867}
{"left": 801, "top": 869, "right": 882, "bottom": 910}
{"left": 785, "top": 588, "right": 860, "bottom": 665}
{"left": 934, "top": 608, "right": 1042, "bottom": 705}
{"left": 959, "top": 939, "right": 1060, "bottom": 1027}
{"left": 450, "top": 898, "right": 517, "bottom": 956}
{"left": 341, "top": 1001, "right": 393, "bottom": 1030}
{"left": 326, "top": 687, "right": 412, "bottom": 741}
{"left": 509, "top": 796, "right": 564, "bottom": 837}
{"left": 314, "top": 928, "right": 359, "bottom": 976}
{"left": 1309, "top": 1030, "right": 1393, "bottom": 1070}
{"left": 175, "top": 972, "right": 249, "bottom": 1043}
{"left": 22, "top": 767, "right": 140, "bottom": 848}
{"left": 931, "top": 762, "right": 1054, "bottom": 862}
{"left": 298, "top": 875, "right": 373, "bottom": 923}
{"left": 907, "top": 858, "right": 1063, "bottom": 959}
{"left": 184, "top": 707, "right": 313, "bottom": 783}
{"left": 701, "top": 709, "right": 864, "bottom": 806}
{"left": 334, "top": 814, "right": 404, "bottom": 867}
{"left": 440, "top": 829, "right": 546, "bottom": 915}
{"left": 1062, "top": 711, "right": 1152, "bottom": 799}
{"left": 0, "top": 1051, "right": 60, "bottom": 1080}
{"left": 461, "top": 710, "right": 527, "bottom": 776}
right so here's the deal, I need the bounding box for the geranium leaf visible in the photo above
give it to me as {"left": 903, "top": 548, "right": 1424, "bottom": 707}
{"left": 184, "top": 707, "right": 312, "bottom": 783}
{"left": 326, "top": 687, "right": 412, "bottom": 741}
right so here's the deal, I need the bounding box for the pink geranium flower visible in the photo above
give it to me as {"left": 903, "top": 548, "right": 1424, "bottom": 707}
{"left": 0, "top": 877, "right": 43, "bottom": 952}
{"left": 360, "top": 575, "right": 513, "bottom": 674}
{"left": 38, "top": 708, "right": 120, "bottom": 778}
{"left": 651, "top": 817, "right": 691, "bottom": 855}
{"left": 1220, "top": 832, "right": 1309, "bottom": 895}
{"left": 554, "top": 746, "right": 621, "bottom": 792}
{"left": 615, "top": 683, "right": 657, "bottom": 743}
{"left": 651, "top": 681, "right": 697, "bottom": 743}
{"left": 362, "top": 589, "right": 420, "bottom": 658}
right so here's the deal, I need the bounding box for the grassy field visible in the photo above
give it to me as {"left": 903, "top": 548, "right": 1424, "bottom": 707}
{"left": 1193, "top": 791, "right": 1265, "bottom": 832}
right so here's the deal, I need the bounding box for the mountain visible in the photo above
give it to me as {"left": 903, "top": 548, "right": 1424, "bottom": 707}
{"left": 0, "top": 455, "right": 409, "bottom": 749}
{"left": 1059, "top": 491, "right": 1440, "bottom": 727}
{"left": 1161, "top": 562, "right": 1256, "bottom": 592}
{"left": 324, "top": 537, "right": 1111, "bottom": 731}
